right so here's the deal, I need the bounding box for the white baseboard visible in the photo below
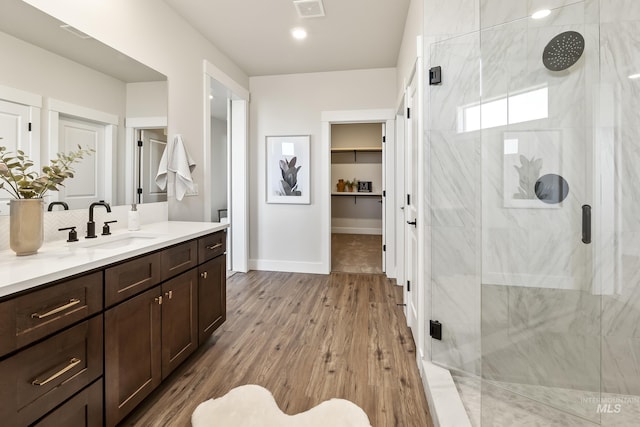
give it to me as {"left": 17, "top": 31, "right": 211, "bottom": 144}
{"left": 248, "top": 259, "right": 329, "bottom": 275}
{"left": 331, "top": 227, "right": 382, "bottom": 235}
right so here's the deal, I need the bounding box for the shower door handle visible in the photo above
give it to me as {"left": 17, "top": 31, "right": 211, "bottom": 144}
{"left": 582, "top": 204, "right": 591, "bottom": 244}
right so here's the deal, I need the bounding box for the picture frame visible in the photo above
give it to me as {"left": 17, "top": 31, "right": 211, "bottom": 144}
{"left": 503, "top": 130, "right": 562, "bottom": 209}
{"left": 266, "top": 135, "right": 311, "bottom": 204}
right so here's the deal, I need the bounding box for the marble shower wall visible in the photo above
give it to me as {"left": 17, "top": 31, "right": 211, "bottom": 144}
{"left": 599, "top": 0, "right": 640, "bottom": 397}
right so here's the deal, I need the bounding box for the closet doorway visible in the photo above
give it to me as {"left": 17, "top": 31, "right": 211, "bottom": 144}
{"left": 330, "top": 122, "right": 384, "bottom": 274}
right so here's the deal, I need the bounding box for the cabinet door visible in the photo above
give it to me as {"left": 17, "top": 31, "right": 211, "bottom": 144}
{"left": 33, "top": 379, "right": 103, "bottom": 427}
{"left": 161, "top": 269, "right": 198, "bottom": 379}
{"left": 105, "top": 286, "right": 162, "bottom": 427}
{"left": 198, "top": 255, "right": 226, "bottom": 345}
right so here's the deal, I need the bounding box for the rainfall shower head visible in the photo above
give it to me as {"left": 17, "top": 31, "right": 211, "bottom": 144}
{"left": 542, "top": 31, "right": 585, "bottom": 71}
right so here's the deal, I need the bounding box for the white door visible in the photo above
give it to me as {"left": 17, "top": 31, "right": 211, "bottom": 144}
{"left": 0, "top": 99, "right": 39, "bottom": 213}
{"left": 138, "top": 129, "right": 167, "bottom": 204}
{"left": 405, "top": 75, "right": 419, "bottom": 332}
{"left": 57, "top": 116, "right": 105, "bottom": 209}
{"left": 381, "top": 123, "right": 387, "bottom": 273}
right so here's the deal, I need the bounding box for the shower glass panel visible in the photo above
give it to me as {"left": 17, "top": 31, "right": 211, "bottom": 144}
{"left": 429, "top": 31, "right": 482, "bottom": 377}
{"left": 480, "top": 2, "right": 601, "bottom": 424}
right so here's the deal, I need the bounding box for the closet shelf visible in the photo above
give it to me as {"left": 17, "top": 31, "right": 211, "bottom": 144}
{"left": 331, "top": 192, "right": 382, "bottom": 196}
{"left": 330, "top": 147, "right": 382, "bottom": 153}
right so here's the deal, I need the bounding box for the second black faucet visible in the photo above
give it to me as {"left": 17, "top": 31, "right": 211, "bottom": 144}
{"left": 86, "top": 201, "right": 111, "bottom": 238}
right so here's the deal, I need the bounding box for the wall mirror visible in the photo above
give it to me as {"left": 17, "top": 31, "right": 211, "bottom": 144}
{"left": 0, "top": 0, "right": 167, "bottom": 213}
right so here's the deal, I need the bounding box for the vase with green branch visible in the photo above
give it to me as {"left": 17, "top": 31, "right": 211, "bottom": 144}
{"left": 0, "top": 141, "right": 94, "bottom": 255}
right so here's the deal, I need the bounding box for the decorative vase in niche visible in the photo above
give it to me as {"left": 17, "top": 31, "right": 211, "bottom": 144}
{"left": 10, "top": 198, "right": 44, "bottom": 256}
{"left": 337, "top": 179, "right": 346, "bottom": 192}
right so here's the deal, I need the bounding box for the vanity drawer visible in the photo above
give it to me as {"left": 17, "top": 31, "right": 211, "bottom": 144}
{"left": 33, "top": 378, "right": 103, "bottom": 427}
{"left": 160, "top": 240, "right": 198, "bottom": 281}
{"left": 198, "top": 230, "right": 226, "bottom": 263}
{"left": 0, "top": 315, "right": 103, "bottom": 426}
{"left": 0, "top": 271, "right": 102, "bottom": 358}
{"left": 105, "top": 252, "right": 161, "bottom": 307}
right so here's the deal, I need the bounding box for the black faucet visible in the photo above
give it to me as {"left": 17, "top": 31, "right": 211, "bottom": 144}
{"left": 47, "top": 201, "right": 69, "bottom": 211}
{"left": 86, "top": 201, "right": 111, "bottom": 238}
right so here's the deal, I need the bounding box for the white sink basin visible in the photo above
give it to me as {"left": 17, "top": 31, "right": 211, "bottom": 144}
{"left": 72, "top": 233, "right": 162, "bottom": 250}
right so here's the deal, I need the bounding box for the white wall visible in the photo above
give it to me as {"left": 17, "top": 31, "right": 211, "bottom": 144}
{"left": 249, "top": 68, "right": 397, "bottom": 273}
{"left": 23, "top": 0, "right": 249, "bottom": 222}
{"left": 396, "top": 0, "right": 424, "bottom": 94}
{"left": 126, "top": 81, "right": 167, "bottom": 118}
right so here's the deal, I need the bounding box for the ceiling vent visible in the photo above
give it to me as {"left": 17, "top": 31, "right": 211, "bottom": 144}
{"left": 293, "top": 0, "right": 325, "bottom": 18}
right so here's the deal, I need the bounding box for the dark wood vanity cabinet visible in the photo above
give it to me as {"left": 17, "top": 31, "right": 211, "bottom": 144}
{"left": 0, "top": 228, "right": 226, "bottom": 427}
{"left": 104, "top": 230, "right": 226, "bottom": 426}
{"left": 0, "top": 272, "right": 103, "bottom": 427}
{"left": 104, "top": 286, "right": 162, "bottom": 426}
{"left": 161, "top": 268, "right": 199, "bottom": 379}
{"left": 198, "top": 255, "right": 226, "bottom": 344}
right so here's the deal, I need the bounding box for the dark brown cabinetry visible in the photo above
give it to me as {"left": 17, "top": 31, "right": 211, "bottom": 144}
{"left": 198, "top": 255, "right": 226, "bottom": 344}
{"left": 33, "top": 379, "right": 103, "bottom": 427}
{"left": 104, "top": 230, "right": 226, "bottom": 426}
{"left": 0, "top": 228, "right": 226, "bottom": 427}
{"left": 0, "top": 308, "right": 103, "bottom": 425}
{"left": 104, "top": 286, "right": 162, "bottom": 426}
{"left": 161, "top": 269, "right": 198, "bottom": 379}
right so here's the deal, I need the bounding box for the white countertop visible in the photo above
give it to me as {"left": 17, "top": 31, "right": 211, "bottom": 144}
{"left": 0, "top": 221, "right": 229, "bottom": 298}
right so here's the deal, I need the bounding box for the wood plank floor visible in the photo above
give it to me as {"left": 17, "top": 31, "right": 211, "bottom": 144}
{"left": 122, "top": 271, "right": 433, "bottom": 427}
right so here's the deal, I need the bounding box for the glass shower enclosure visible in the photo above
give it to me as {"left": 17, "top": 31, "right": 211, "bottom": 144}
{"left": 428, "top": 0, "right": 640, "bottom": 425}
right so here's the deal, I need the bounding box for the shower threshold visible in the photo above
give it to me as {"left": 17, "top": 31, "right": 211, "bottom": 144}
{"left": 452, "top": 374, "right": 640, "bottom": 426}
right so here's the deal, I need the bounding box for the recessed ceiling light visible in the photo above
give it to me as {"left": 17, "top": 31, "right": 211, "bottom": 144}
{"left": 629, "top": 73, "right": 640, "bottom": 79}
{"left": 291, "top": 27, "right": 307, "bottom": 40}
{"left": 532, "top": 9, "right": 551, "bottom": 19}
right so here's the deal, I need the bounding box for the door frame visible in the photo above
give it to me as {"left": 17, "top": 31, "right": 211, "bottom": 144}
{"left": 125, "top": 117, "right": 167, "bottom": 205}
{"left": 203, "top": 60, "right": 250, "bottom": 273}
{"left": 321, "top": 109, "right": 396, "bottom": 274}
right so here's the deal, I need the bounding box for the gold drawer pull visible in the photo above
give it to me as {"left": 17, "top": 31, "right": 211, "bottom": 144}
{"left": 31, "top": 298, "right": 81, "bottom": 319}
{"left": 32, "top": 357, "right": 81, "bottom": 386}
{"left": 206, "top": 243, "right": 223, "bottom": 250}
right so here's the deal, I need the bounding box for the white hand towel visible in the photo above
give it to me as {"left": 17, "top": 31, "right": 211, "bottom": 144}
{"left": 155, "top": 145, "right": 168, "bottom": 190}
{"left": 168, "top": 134, "right": 196, "bottom": 201}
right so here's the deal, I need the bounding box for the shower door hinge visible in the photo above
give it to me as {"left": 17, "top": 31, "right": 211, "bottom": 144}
{"left": 383, "top": 190, "right": 386, "bottom": 197}
{"left": 429, "top": 66, "right": 442, "bottom": 85}
{"left": 430, "top": 320, "right": 442, "bottom": 340}
{"left": 383, "top": 245, "right": 386, "bottom": 252}
{"left": 137, "top": 140, "right": 143, "bottom": 147}
{"left": 407, "top": 107, "right": 411, "bottom": 119}
{"left": 28, "top": 122, "right": 32, "bottom": 132}
{"left": 407, "top": 280, "right": 411, "bottom": 292}
{"left": 137, "top": 188, "right": 143, "bottom": 195}
{"left": 382, "top": 136, "right": 386, "bottom": 143}
{"left": 407, "top": 194, "right": 411, "bottom": 205}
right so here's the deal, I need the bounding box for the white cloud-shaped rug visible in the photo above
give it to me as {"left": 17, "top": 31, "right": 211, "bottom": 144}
{"left": 192, "top": 384, "right": 372, "bottom": 427}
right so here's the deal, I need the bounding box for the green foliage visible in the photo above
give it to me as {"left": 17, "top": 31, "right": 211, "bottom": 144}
{"left": 0, "top": 143, "right": 94, "bottom": 199}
